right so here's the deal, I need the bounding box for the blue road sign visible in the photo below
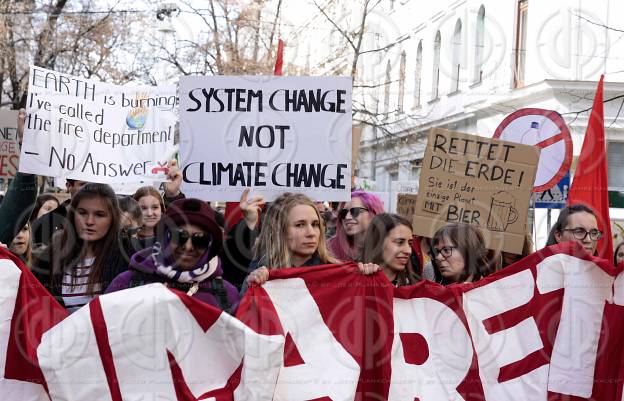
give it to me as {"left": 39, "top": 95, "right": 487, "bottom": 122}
{"left": 534, "top": 172, "right": 570, "bottom": 209}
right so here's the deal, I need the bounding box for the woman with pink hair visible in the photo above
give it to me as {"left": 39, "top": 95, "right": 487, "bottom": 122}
{"left": 328, "top": 191, "right": 385, "bottom": 261}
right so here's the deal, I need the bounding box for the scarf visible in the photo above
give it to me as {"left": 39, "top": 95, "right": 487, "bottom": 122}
{"left": 151, "top": 242, "right": 219, "bottom": 284}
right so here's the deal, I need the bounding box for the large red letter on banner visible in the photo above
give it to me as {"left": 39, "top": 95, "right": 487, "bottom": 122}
{"left": 389, "top": 297, "right": 473, "bottom": 400}
{"left": 263, "top": 278, "right": 361, "bottom": 400}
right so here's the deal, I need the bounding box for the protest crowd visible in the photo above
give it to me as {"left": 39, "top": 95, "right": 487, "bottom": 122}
{"left": 1, "top": 66, "right": 624, "bottom": 401}
{"left": 0, "top": 109, "right": 616, "bottom": 313}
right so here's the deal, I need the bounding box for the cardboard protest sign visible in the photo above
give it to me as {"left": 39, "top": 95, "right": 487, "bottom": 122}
{"left": 391, "top": 180, "right": 419, "bottom": 212}
{"left": 19, "top": 66, "right": 177, "bottom": 183}
{"left": 179, "top": 76, "right": 352, "bottom": 201}
{"left": 396, "top": 193, "right": 418, "bottom": 220}
{"left": 412, "top": 128, "right": 539, "bottom": 254}
{"left": 0, "top": 110, "right": 20, "bottom": 177}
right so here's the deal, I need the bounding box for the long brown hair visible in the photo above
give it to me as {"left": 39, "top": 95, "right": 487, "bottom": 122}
{"left": 254, "top": 193, "right": 336, "bottom": 269}
{"left": 361, "top": 213, "right": 419, "bottom": 286}
{"left": 52, "top": 183, "right": 120, "bottom": 294}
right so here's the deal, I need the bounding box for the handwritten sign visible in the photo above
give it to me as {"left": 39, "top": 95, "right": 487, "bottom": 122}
{"left": 412, "top": 128, "right": 539, "bottom": 254}
{"left": 19, "top": 66, "right": 177, "bottom": 183}
{"left": 0, "top": 110, "right": 19, "bottom": 177}
{"left": 179, "top": 76, "right": 352, "bottom": 201}
{"left": 396, "top": 193, "right": 418, "bottom": 220}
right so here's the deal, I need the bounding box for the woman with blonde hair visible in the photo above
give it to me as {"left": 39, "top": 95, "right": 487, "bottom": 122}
{"left": 245, "top": 193, "right": 337, "bottom": 288}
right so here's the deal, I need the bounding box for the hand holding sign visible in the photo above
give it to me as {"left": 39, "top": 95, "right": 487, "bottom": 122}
{"left": 17, "top": 108, "right": 25, "bottom": 144}
{"left": 163, "top": 159, "right": 181, "bottom": 197}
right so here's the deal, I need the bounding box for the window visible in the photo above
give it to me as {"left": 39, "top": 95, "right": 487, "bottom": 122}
{"left": 474, "top": 5, "right": 485, "bottom": 83}
{"left": 608, "top": 142, "right": 624, "bottom": 190}
{"left": 410, "top": 159, "right": 423, "bottom": 180}
{"left": 513, "top": 0, "right": 528, "bottom": 88}
{"left": 398, "top": 51, "right": 406, "bottom": 112}
{"left": 451, "top": 19, "right": 462, "bottom": 92}
{"left": 432, "top": 31, "right": 441, "bottom": 99}
{"left": 384, "top": 60, "right": 391, "bottom": 116}
{"left": 414, "top": 41, "right": 423, "bottom": 107}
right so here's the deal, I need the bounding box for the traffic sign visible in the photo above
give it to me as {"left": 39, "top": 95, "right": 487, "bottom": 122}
{"left": 493, "top": 108, "right": 572, "bottom": 192}
{"left": 534, "top": 172, "right": 569, "bottom": 208}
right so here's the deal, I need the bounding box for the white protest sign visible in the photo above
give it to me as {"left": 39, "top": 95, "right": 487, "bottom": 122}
{"left": 179, "top": 76, "right": 352, "bottom": 201}
{"left": 19, "top": 66, "right": 177, "bottom": 183}
{"left": 0, "top": 110, "right": 19, "bottom": 177}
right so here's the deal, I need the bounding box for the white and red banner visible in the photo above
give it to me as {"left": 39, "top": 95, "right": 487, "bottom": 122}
{"left": 2, "top": 244, "right": 624, "bottom": 400}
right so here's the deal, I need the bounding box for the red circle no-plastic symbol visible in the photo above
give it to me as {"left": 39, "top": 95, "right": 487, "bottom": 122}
{"left": 493, "top": 108, "right": 572, "bottom": 192}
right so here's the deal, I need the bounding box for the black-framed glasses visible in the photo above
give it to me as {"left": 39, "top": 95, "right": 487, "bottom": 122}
{"left": 338, "top": 207, "right": 369, "bottom": 220}
{"left": 430, "top": 246, "right": 456, "bottom": 259}
{"left": 561, "top": 227, "right": 603, "bottom": 241}
{"left": 171, "top": 229, "right": 211, "bottom": 249}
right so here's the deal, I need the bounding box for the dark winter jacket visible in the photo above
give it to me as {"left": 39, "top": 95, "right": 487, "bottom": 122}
{"left": 0, "top": 172, "right": 37, "bottom": 245}
{"left": 31, "top": 239, "right": 129, "bottom": 305}
{"left": 105, "top": 247, "right": 240, "bottom": 313}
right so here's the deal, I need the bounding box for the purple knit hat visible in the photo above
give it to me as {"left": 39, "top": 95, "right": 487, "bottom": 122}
{"left": 156, "top": 198, "right": 223, "bottom": 261}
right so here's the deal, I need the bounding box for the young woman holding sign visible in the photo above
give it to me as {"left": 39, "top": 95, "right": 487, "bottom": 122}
{"left": 328, "top": 191, "right": 385, "bottom": 261}
{"left": 32, "top": 183, "right": 126, "bottom": 312}
{"left": 429, "top": 223, "right": 491, "bottom": 284}
{"left": 360, "top": 213, "right": 419, "bottom": 286}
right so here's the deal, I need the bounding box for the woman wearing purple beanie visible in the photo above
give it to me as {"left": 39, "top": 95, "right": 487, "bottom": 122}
{"left": 106, "top": 198, "right": 239, "bottom": 313}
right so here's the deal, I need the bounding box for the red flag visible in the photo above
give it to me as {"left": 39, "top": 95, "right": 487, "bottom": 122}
{"left": 224, "top": 38, "right": 285, "bottom": 230}
{"left": 273, "top": 38, "right": 284, "bottom": 76}
{"left": 0, "top": 248, "right": 68, "bottom": 399}
{"left": 567, "top": 75, "right": 613, "bottom": 260}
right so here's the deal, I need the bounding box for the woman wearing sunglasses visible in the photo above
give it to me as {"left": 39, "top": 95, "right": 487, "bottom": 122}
{"left": 430, "top": 223, "right": 491, "bottom": 284}
{"left": 106, "top": 198, "right": 239, "bottom": 313}
{"left": 546, "top": 204, "right": 602, "bottom": 256}
{"left": 328, "top": 191, "right": 385, "bottom": 261}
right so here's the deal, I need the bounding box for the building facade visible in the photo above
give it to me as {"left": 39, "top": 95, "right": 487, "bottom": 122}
{"left": 286, "top": 0, "right": 624, "bottom": 247}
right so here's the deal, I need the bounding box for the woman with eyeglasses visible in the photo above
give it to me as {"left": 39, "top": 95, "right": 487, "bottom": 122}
{"left": 545, "top": 204, "right": 602, "bottom": 256}
{"left": 106, "top": 198, "right": 239, "bottom": 312}
{"left": 328, "top": 191, "right": 385, "bottom": 261}
{"left": 361, "top": 213, "right": 420, "bottom": 286}
{"left": 429, "top": 223, "right": 491, "bottom": 284}
{"left": 32, "top": 183, "right": 128, "bottom": 312}
{"left": 615, "top": 242, "right": 624, "bottom": 266}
